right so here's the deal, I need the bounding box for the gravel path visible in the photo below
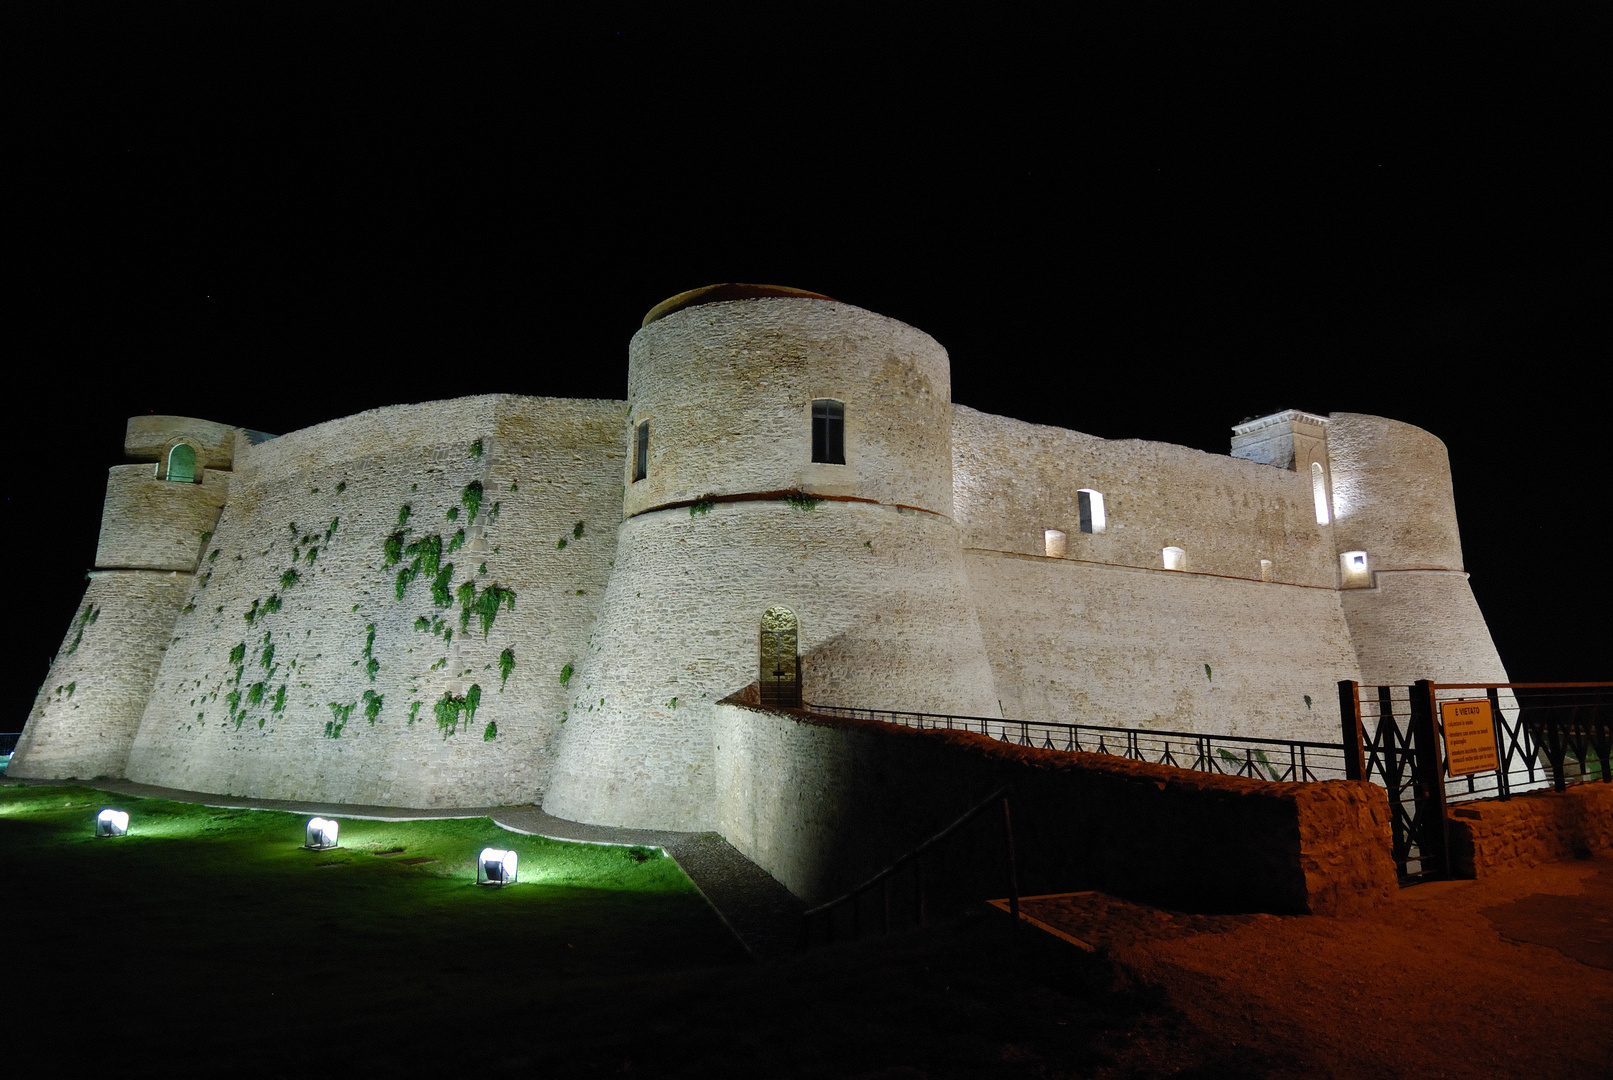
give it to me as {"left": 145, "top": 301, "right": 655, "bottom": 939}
{"left": 5, "top": 777, "right": 804, "bottom": 959}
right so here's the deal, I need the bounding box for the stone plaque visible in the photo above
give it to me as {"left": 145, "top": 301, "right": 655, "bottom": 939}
{"left": 1442, "top": 698, "right": 1500, "bottom": 777}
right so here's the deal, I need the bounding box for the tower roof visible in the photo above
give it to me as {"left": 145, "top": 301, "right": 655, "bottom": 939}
{"left": 641, "top": 283, "right": 834, "bottom": 327}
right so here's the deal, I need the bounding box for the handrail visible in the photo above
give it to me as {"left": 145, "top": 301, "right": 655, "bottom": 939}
{"left": 803, "top": 702, "right": 1348, "bottom": 783}
{"left": 799, "top": 784, "right": 1018, "bottom": 949}
{"left": 803, "top": 702, "right": 1342, "bottom": 752}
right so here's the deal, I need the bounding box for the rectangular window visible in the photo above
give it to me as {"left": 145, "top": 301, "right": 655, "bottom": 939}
{"left": 1077, "top": 489, "right": 1106, "bottom": 534}
{"left": 811, "top": 399, "right": 845, "bottom": 465}
{"left": 633, "top": 421, "right": 649, "bottom": 483}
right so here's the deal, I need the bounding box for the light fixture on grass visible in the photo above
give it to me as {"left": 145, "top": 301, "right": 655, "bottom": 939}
{"left": 95, "top": 809, "right": 129, "bottom": 837}
{"left": 304, "top": 817, "right": 340, "bottom": 850}
{"left": 477, "top": 847, "right": 518, "bottom": 886}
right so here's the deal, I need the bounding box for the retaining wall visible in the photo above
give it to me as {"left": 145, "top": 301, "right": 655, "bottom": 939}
{"left": 714, "top": 700, "right": 1397, "bottom": 915}
{"left": 1448, "top": 783, "right": 1613, "bottom": 877}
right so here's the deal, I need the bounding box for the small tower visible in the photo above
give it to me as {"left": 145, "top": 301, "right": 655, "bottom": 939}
{"left": 8, "top": 417, "right": 244, "bottom": 779}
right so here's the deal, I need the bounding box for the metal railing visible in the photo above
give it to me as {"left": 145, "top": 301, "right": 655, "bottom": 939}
{"left": 799, "top": 785, "right": 1018, "bottom": 949}
{"left": 804, "top": 703, "right": 1350, "bottom": 783}
{"left": 0, "top": 732, "right": 21, "bottom": 757}
{"left": 1430, "top": 682, "right": 1613, "bottom": 802}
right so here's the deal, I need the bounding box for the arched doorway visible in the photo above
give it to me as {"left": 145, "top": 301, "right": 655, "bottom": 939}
{"left": 759, "top": 606, "right": 800, "bottom": 708}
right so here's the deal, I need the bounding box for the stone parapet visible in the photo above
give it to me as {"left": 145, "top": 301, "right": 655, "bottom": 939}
{"left": 714, "top": 701, "right": 1397, "bottom": 915}
{"left": 1448, "top": 783, "right": 1613, "bottom": 877}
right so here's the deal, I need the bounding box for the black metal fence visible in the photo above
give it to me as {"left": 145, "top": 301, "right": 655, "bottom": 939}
{"left": 804, "top": 703, "right": 1350, "bottom": 783}
{"left": 1429, "top": 683, "right": 1613, "bottom": 802}
{"left": 0, "top": 732, "right": 20, "bottom": 757}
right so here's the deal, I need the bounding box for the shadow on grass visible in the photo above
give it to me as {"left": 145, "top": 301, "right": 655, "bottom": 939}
{"left": 1, "top": 785, "right": 1266, "bottom": 1078}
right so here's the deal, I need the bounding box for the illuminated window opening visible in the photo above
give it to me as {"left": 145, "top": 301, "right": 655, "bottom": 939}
{"left": 163, "top": 444, "right": 197, "bottom": 484}
{"left": 1044, "top": 529, "right": 1067, "bottom": 558}
{"left": 811, "top": 399, "right": 845, "bottom": 464}
{"left": 1077, "top": 489, "right": 1106, "bottom": 534}
{"left": 1340, "top": 550, "right": 1371, "bottom": 588}
{"left": 1163, "top": 546, "right": 1187, "bottom": 571}
{"left": 632, "top": 421, "right": 649, "bottom": 483}
{"left": 1311, "top": 462, "right": 1330, "bottom": 525}
{"left": 1260, "top": 559, "right": 1273, "bottom": 582}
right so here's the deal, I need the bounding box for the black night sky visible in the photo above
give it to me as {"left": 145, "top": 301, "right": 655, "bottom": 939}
{"left": 7, "top": 4, "right": 1609, "bottom": 728}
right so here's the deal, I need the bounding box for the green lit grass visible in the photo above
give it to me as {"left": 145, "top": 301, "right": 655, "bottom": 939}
{"left": 0, "top": 784, "right": 1176, "bottom": 1078}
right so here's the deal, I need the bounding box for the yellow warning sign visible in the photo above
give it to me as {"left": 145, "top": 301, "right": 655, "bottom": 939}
{"left": 1442, "top": 698, "right": 1499, "bottom": 777}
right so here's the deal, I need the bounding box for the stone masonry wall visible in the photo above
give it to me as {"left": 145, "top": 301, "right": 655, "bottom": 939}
{"left": 624, "top": 299, "right": 955, "bottom": 519}
{"left": 1339, "top": 571, "right": 1509, "bottom": 685}
{"left": 1448, "top": 782, "right": 1613, "bottom": 878}
{"left": 714, "top": 701, "right": 1397, "bottom": 915}
{"left": 9, "top": 572, "right": 189, "bottom": 780}
{"left": 965, "top": 551, "right": 1360, "bottom": 742}
{"left": 544, "top": 498, "right": 999, "bottom": 831}
{"left": 95, "top": 466, "right": 229, "bottom": 572}
{"left": 952, "top": 405, "right": 1337, "bottom": 586}
{"left": 123, "top": 395, "right": 624, "bottom": 807}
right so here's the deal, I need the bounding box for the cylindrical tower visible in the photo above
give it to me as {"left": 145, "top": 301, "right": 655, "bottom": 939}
{"left": 1325, "top": 412, "right": 1508, "bottom": 684}
{"left": 543, "top": 287, "right": 999, "bottom": 830}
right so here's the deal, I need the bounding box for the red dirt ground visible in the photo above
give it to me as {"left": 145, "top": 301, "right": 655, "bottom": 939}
{"left": 1015, "top": 854, "right": 1613, "bottom": 1079}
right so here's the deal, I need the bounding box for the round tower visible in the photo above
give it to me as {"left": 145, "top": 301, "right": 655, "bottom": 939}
{"left": 1325, "top": 412, "right": 1508, "bottom": 684}
{"left": 543, "top": 286, "right": 999, "bottom": 830}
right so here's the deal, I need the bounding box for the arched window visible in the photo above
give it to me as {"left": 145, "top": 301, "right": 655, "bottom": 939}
{"left": 1311, "top": 462, "right": 1330, "bottom": 525}
{"left": 165, "top": 444, "right": 197, "bottom": 484}
{"left": 1162, "top": 546, "right": 1187, "bottom": 571}
{"left": 632, "top": 421, "right": 649, "bottom": 483}
{"left": 1077, "top": 489, "right": 1107, "bottom": 534}
{"left": 759, "top": 606, "right": 801, "bottom": 708}
{"left": 1259, "top": 558, "right": 1274, "bottom": 582}
{"left": 1043, "top": 529, "right": 1067, "bottom": 558}
{"left": 811, "top": 399, "right": 845, "bottom": 464}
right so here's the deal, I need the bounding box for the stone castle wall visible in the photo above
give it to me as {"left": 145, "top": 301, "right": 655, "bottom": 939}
{"left": 965, "top": 553, "right": 1359, "bottom": 741}
{"left": 9, "top": 572, "right": 189, "bottom": 780}
{"left": 952, "top": 405, "right": 1336, "bottom": 585}
{"left": 544, "top": 498, "right": 999, "bottom": 831}
{"left": 122, "top": 395, "right": 625, "bottom": 807}
{"left": 95, "top": 466, "right": 229, "bottom": 571}
{"left": 12, "top": 293, "right": 1512, "bottom": 835}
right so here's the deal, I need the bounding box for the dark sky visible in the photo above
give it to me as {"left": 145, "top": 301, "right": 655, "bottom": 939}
{"left": 7, "top": 4, "right": 1608, "bottom": 728}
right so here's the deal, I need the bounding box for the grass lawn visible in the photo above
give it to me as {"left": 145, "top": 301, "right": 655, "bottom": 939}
{"left": 1, "top": 783, "right": 1243, "bottom": 1078}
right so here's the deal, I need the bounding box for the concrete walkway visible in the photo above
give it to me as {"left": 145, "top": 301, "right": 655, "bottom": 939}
{"left": 4, "top": 775, "right": 805, "bottom": 959}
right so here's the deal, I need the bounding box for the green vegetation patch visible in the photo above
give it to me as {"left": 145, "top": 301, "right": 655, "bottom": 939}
{"left": 433, "top": 684, "right": 481, "bottom": 738}
{"left": 783, "top": 490, "right": 823, "bottom": 512}
{"left": 498, "top": 647, "right": 515, "bottom": 690}
{"left": 461, "top": 481, "right": 484, "bottom": 524}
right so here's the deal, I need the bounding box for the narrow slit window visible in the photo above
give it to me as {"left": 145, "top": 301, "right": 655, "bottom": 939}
{"left": 1077, "top": 489, "right": 1106, "bottom": 533}
{"left": 165, "top": 444, "right": 196, "bottom": 484}
{"left": 811, "top": 399, "right": 845, "bottom": 465}
{"left": 1311, "top": 462, "right": 1330, "bottom": 525}
{"left": 1259, "top": 558, "right": 1273, "bottom": 582}
{"left": 1162, "top": 546, "right": 1187, "bottom": 571}
{"left": 632, "top": 421, "right": 649, "bottom": 483}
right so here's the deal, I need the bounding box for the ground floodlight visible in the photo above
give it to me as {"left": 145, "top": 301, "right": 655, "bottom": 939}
{"left": 304, "top": 817, "right": 340, "bottom": 850}
{"left": 477, "top": 847, "right": 518, "bottom": 886}
{"left": 95, "top": 809, "right": 129, "bottom": 838}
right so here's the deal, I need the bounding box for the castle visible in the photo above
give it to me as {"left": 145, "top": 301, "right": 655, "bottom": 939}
{"left": 11, "top": 285, "right": 1508, "bottom": 831}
